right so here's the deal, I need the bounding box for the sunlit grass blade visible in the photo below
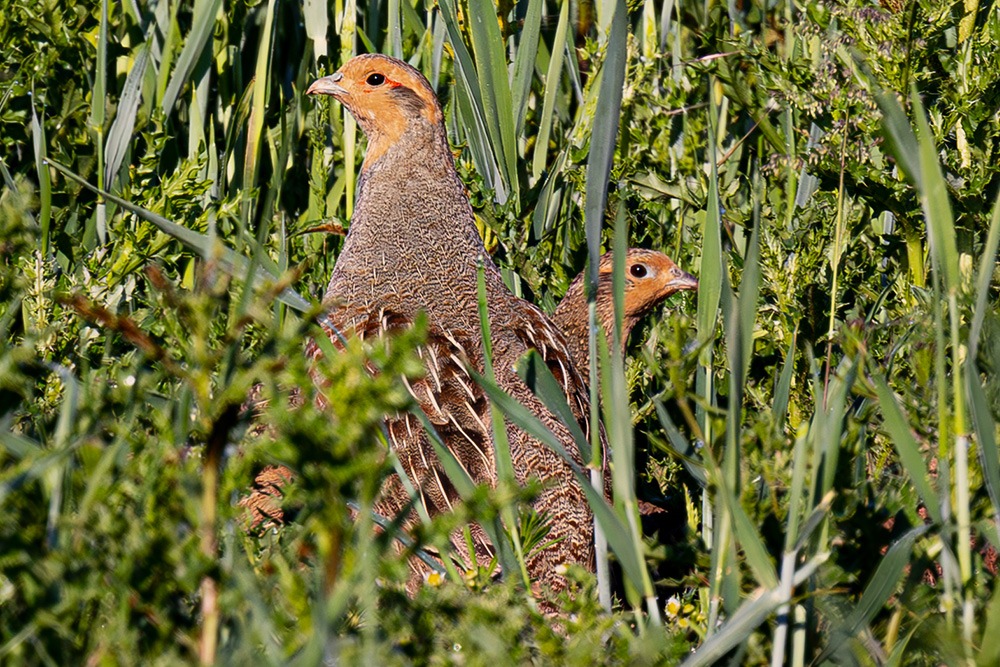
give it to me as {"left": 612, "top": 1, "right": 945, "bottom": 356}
{"left": 161, "top": 0, "right": 224, "bottom": 115}
{"left": 530, "top": 0, "right": 569, "bottom": 181}
{"left": 583, "top": 0, "right": 627, "bottom": 273}
{"left": 413, "top": 410, "right": 519, "bottom": 580}
{"left": 516, "top": 350, "right": 589, "bottom": 460}
{"left": 438, "top": 0, "right": 505, "bottom": 200}
{"left": 303, "top": 0, "right": 329, "bottom": 61}
{"left": 682, "top": 553, "right": 828, "bottom": 667}
{"left": 873, "top": 90, "right": 922, "bottom": 190}
{"left": 465, "top": 0, "right": 518, "bottom": 204}
{"left": 476, "top": 262, "right": 530, "bottom": 589}
{"left": 967, "top": 191, "right": 1000, "bottom": 520}
{"left": 510, "top": 0, "right": 542, "bottom": 137}
{"left": 910, "top": 90, "right": 960, "bottom": 294}
{"left": 105, "top": 40, "right": 151, "bottom": 186}
{"left": 772, "top": 332, "right": 796, "bottom": 436}
{"left": 652, "top": 398, "right": 707, "bottom": 486}
{"left": 90, "top": 0, "right": 109, "bottom": 243}
{"left": 30, "top": 98, "right": 51, "bottom": 256}
{"left": 241, "top": 0, "right": 277, "bottom": 235}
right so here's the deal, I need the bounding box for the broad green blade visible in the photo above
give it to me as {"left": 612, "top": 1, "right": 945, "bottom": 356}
{"left": 530, "top": 0, "right": 570, "bottom": 181}
{"left": 910, "top": 89, "right": 960, "bottom": 293}
{"left": 682, "top": 553, "right": 826, "bottom": 667}
{"left": 815, "top": 525, "right": 928, "bottom": 663}
{"left": 516, "top": 350, "right": 589, "bottom": 461}
{"left": 467, "top": 0, "right": 518, "bottom": 203}
{"left": 510, "top": 0, "right": 543, "bottom": 136}
{"left": 872, "top": 374, "right": 942, "bottom": 524}
{"left": 105, "top": 40, "right": 152, "bottom": 185}
{"left": 583, "top": 0, "right": 627, "bottom": 274}
{"left": 161, "top": 0, "right": 224, "bottom": 115}
{"left": 874, "top": 90, "right": 922, "bottom": 190}
{"left": 31, "top": 99, "right": 51, "bottom": 256}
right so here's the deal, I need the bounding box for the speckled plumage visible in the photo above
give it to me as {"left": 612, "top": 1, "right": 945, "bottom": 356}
{"left": 307, "top": 54, "right": 596, "bottom": 588}
{"left": 553, "top": 249, "right": 698, "bottom": 373}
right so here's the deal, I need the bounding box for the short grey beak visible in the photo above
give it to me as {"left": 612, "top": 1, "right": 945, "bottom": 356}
{"left": 668, "top": 268, "right": 699, "bottom": 292}
{"left": 307, "top": 72, "right": 347, "bottom": 97}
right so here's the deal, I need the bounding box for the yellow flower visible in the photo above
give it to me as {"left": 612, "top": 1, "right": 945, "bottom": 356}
{"left": 665, "top": 596, "right": 681, "bottom": 618}
{"left": 424, "top": 571, "right": 444, "bottom": 587}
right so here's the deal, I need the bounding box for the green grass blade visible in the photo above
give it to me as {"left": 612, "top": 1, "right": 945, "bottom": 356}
{"left": 466, "top": 0, "right": 518, "bottom": 204}
{"left": 438, "top": 0, "right": 505, "bottom": 200}
{"left": 30, "top": 98, "right": 51, "bottom": 256}
{"left": 682, "top": 553, "right": 827, "bottom": 667}
{"left": 530, "top": 0, "right": 569, "bottom": 181}
{"left": 105, "top": 40, "right": 151, "bottom": 186}
{"left": 652, "top": 399, "right": 707, "bottom": 486}
{"left": 970, "top": 184, "right": 1000, "bottom": 355}
{"left": 303, "top": 0, "right": 329, "bottom": 61}
{"left": 772, "top": 331, "right": 796, "bottom": 436}
{"left": 516, "top": 350, "right": 589, "bottom": 460}
{"left": 815, "top": 525, "right": 928, "bottom": 663}
{"left": 874, "top": 90, "right": 922, "bottom": 191}
{"left": 510, "top": 0, "right": 542, "bottom": 137}
{"left": 242, "top": 0, "right": 277, "bottom": 229}
{"left": 583, "top": 0, "right": 627, "bottom": 274}
{"left": 161, "top": 0, "right": 223, "bottom": 115}
{"left": 968, "top": 367, "right": 1000, "bottom": 524}
{"left": 476, "top": 262, "right": 530, "bottom": 588}
{"left": 872, "top": 374, "right": 941, "bottom": 524}
{"left": 910, "top": 89, "right": 960, "bottom": 293}
{"left": 413, "top": 410, "right": 519, "bottom": 578}
{"left": 91, "top": 0, "right": 109, "bottom": 243}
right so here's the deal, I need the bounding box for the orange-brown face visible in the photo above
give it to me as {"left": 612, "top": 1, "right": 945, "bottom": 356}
{"left": 306, "top": 54, "right": 443, "bottom": 165}
{"left": 598, "top": 249, "right": 698, "bottom": 317}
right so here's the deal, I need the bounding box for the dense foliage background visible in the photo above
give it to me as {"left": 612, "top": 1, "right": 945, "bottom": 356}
{"left": 3, "top": 0, "right": 1000, "bottom": 663}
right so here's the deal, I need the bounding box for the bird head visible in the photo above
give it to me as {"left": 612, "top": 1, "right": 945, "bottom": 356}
{"left": 307, "top": 54, "right": 444, "bottom": 167}
{"left": 599, "top": 249, "right": 698, "bottom": 319}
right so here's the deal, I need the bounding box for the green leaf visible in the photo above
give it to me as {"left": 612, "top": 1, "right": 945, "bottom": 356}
{"left": 510, "top": 0, "right": 543, "bottom": 136}
{"left": 874, "top": 90, "right": 922, "bottom": 190}
{"left": 466, "top": 0, "right": 518, "bottom": 204}
{"left": 583, "top": 0, "right": 628, "bottom": 274}
{"left": 530, "top": 0, "right": 569, "bottom": 181}
{"left": 161, "top": 0, "right": 224, "bottom": 115}
{"left": 910, "top": 88, "right": 960, "bottom": 293}
{"left": 516, "top": 350, "right": 589, "bottom": 461}
{"left": 872, "top": 374, "right": 941, "bottom": 524}
{"left": 470, "top": 366, "right": 649, "bottom": 591}
{"left": 105, "top": 40, "right": 151, "bottom": 185}
{"left": 30, "top": 99, "right": 51, "bottom": 256}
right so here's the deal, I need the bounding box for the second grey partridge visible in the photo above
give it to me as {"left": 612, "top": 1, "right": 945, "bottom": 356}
{"left": 553, "top": 249, "right": 697, "bottom": 372}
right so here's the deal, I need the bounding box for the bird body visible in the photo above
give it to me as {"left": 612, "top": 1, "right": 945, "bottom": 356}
{"left": 307, "top": 55, "right": 594, "bottom": 586}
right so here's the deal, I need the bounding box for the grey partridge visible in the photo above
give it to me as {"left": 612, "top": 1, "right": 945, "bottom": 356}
{"left": 553, "top": 248, "right": 697, "bottom": 373}
{"left": 305, "top": 54, "right": 597, "bottom": 590}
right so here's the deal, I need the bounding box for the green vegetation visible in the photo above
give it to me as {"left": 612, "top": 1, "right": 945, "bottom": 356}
{"left": 3, "top": 0, "right": 1000, "bottom": 663}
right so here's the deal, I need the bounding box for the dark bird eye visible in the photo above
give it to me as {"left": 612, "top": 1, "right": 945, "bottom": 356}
{"left": 629, "top": 264, "right": 648, "bottom": 278}
{"left": 366, "top": 73, "right": 386, "bottom": 86}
